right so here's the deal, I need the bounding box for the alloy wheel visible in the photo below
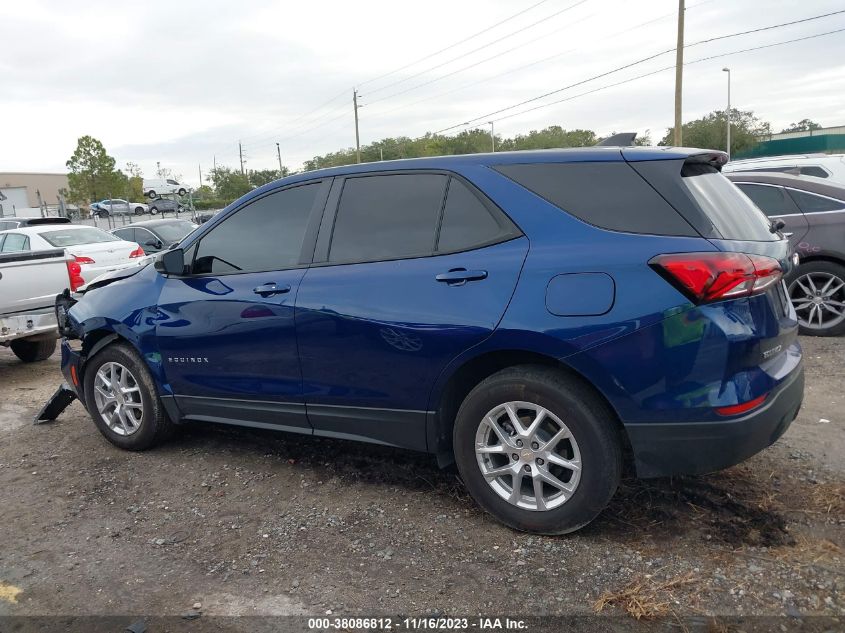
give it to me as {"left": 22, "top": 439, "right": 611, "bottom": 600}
{"left": 93, "top": 362, "right": 144, "bottom": 436}
{"left": 789, "top": 272, "right": 845, "bottom": 330}
{"left": 475, "top": 401, "right": 581, "bottom": 512}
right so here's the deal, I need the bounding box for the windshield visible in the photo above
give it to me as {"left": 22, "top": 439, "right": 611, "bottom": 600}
{"left": 154, "top": 221, "right": 198, "bottom": 242}
{"left": 40, "top": 227, "right": 120, "bottom": 247}
{"left": 683, "top": 169, "right": 776, "bottom": 242}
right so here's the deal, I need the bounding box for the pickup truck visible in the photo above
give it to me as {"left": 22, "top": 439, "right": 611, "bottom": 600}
{"left": 0, "top": 248, "right": 69, "bottom": 362}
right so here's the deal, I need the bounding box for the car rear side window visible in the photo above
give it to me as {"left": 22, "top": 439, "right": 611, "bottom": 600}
{"left": 0, "top": 233, "right": 28, "bottom": 252}
{"left": 193, "top": 183, "right": 319, "bottom": 275}
{"left": 436, "top": 178, "right": 517, "bottom": 253}
{"left": 786, "top": 189, "right": 845, "bottom": 213}
{"left": 113, "top": 228, "right": 136, "bottom": 242}
{"left": 681, "top": 167, "right": 776, "bottom": 241}
{"left": 494, "top": 162, "right": 696, "bottom": 236}
{"left": 800, "top": 166, "right": 829, "bottom": 178}
{"left": 735, "top": 183, "right": 797, "bottom": 217}
{"left": 329, "top": 174, "right": 448, "bottom": 263}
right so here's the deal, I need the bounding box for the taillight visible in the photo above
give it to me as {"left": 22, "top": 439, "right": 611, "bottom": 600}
{"left": 129, "top": 245, "right": 145, "bottom": 258}
{"left": 66, "top": 258, "right": 85, "bottom": 292}
{"left": 649, "top": 252, "right": 782, "bottom": 304}
{"left": 74, "top": 256, "right": 95, "bottom": 265}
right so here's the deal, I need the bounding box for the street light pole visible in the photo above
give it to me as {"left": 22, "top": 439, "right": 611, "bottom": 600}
{"left": 723, "top": 67, "right": 731, "bottom": 160}
{"left": 276, "top": 142, "right": 283, "bottom": 174}
{"left": 488, "top": 121, "right": 496, "bottom": 152}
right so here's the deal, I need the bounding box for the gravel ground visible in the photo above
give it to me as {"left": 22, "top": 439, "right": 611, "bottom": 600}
{"left": 0, "top": 336, "right": 842, "bottom": 629}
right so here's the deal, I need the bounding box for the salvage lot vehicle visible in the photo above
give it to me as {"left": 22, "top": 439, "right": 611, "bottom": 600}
{"left": 0, "top": 247, "right": 70, "bottom": 361}
{"left": 90, "top": 199, "right": 149, "bottom": 217}
{"left": 723, "top": 153, "right": 845, "bottom": 184}
{"left": 50, "top": 147, "right": 803, "bottom": 535}
{"left": 110, "top": 218, "right": 199, "bottom": 254}
{"left": 0, "top": 225, "right": 147, "bottom": 287}
{"left": 143, "top": 178, "right": 189, "bottom": 198}
{"left": 725, "top": 171, "right": 845, "bottom": 336}
{"left": 147, "top": 198, "right": 185, "bottom": 215}
{"left": 0, "top": 217, "right": 72, "bottom": 231}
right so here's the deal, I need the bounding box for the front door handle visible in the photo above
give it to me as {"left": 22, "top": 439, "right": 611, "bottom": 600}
{"left": 435, "top": 268, "right": 488, "bottom": 286}
{"left": 253, "top": 283, "right": 291, "bottom": 297}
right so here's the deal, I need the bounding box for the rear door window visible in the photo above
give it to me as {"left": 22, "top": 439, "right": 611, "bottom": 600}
{"left": 734, "top": 183, "right": 799, "bottom": 217}
{"left": 329, "top": 174, "right": 447, "bottom": 263}
{"left": 786, "top": 189, "right": 845, "bottom": 213}
{"left": 1, "top": 233, "right": 29, "bottom": 252}
{"left": 436, "top": 178, "right": 517, "bottom": 253}
{"left": 495, "top": 162, "right": 696, "bottom": 236}
{"left": 682, "top": 169, "right": 776, "bottom": 241}
{"left": 112, "top": 227, "right": 136, "bottom": 242}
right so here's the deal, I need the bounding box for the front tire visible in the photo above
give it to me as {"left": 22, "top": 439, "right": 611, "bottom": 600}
{"left": 147, "top": 190, "right": 157, "bottom": 199}
{"left": 10, "top": 337, "right": 56, "bottom": 362}
{"left": 177, "top": 188, "right": 186, "bottom": 196}
{"left": 83, "top": 343, "right": 172, "bottom": 450}
{"left": 149, "top": 206, "right": 158, "bottom": 215}
{"left": 134, "top": 206, "right": 145, "bottom": 215}
{"left": 788, "top": 261, "right": 845, "bottom": 337}
{"left": 453, "top": 365, "right": 621, "bottom": 535}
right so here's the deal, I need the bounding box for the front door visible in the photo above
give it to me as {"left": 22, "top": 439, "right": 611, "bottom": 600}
{"left": 155, "top": 180, "right": 328, "bottom": 432}
{"left": 296, "top": 173, "right": 527, "bottom": 450}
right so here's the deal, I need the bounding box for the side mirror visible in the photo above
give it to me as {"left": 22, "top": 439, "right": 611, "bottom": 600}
{"left": 154, "top": 248, "right": 185, "bottom": 275}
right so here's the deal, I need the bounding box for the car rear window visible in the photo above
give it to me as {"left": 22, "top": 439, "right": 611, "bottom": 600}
{"left": 494, "top": 162, "right": 697, "bottom": 236}
{"left": 40, "top": 227, "right": 119, "bottom": 247}
{"left": 681, "top": 165, "right": 776, "bottom": 241}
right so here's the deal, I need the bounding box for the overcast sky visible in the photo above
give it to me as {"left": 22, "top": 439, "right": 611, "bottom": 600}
{"left": 2, "top": 0, "right": 844, "bottom": 186}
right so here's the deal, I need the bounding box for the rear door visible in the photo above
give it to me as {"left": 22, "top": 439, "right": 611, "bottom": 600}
{"left": 733, "top": 182, "right": 809, "bottom": 248}
{"left": 155, "top": 180, "right": 329, "bottom": 431}
{"left": 295, "top": 172, "right": 527, "bottom": 450}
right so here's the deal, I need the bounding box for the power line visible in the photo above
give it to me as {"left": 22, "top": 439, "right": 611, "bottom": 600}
{"left": 364, "top": 0, "right": 590, "bottom": 99}
{"left": 435, "top": 9, "right": 845, "bottom": 133}
{"left": 485, "top": 26, "right": 845, "bottom": 126}
{"left": 238, "top": 89, "right": 351, "bottom": 146}
{"left": 365, "top": 0, "right": 716, "bottom": 120}
{"left": 358, "top": 0, "right": 553, "bottom": 89}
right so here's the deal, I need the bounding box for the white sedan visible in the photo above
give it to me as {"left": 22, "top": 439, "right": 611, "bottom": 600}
{"left": 0, "top": 224, "right": 148, "bottom": 286}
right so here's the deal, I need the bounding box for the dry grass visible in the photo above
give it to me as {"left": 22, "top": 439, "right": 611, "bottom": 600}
{"left": 807, "top": 481, "right": 845, "bottom": 515}
{"left": 593, "top": 573, "right": 697, "bottom": 620}
{"left": 771, "top": 534, "right": 843, "bottom": 566}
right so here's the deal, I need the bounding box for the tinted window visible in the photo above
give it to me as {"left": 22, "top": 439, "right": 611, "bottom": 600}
{"left": 495, "top": 162, "right": 696, "bottom": 236}
{"left": 153, "top": 220, "right": 197, "bottom": 242}
{"left": 735, "top": 184, "right": 796, "bottom": 217}
{"left": 786, "top": 189, "right": 845, "bottom": 213}
{"left": 329, "top": 174, "right": 447, "bottom": 263}
{"left": 0, "top": 221, "right": 18, "bottom": 231}
{"left": 41, "top": 227, "right": 118, "bottom": 247}
{"left": 437, "top": 178, "right": 513, "bottom": 252}
{"left": 193, "top": 183, "right": 318, "bottom": 274}
{"left": 112, "top": 227, "right": 136, "bottom": 242}
{"left": 800, "top": 166, "right": 829, "bottom": 178}
{"left": 1, "top": 233, "right": 28, "bottom": 252}
{"left": 167, "top": 179, "right": 179, "bottom": 185}
{"left": 682, "top": 171, "right": 776, "bottom": 241}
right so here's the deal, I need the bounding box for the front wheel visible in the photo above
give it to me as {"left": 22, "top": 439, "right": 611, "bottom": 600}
{"left": 83, "top": 343, "right": 172, "bottom": 450}
{"left": 134, "top": 206, "right": 145, "bottom": 215}
{"left": 149, "top": 206, "right": 158, "bottom": 214}
{"left": 453, "top": 365, "right": 621, "bottom": 535}
{"left": 147, "top": 190, "right": 157, "bottom": 199}
{"left": 177, "top": 188, "right": 186, "bottom": 196}
{"left": 788, "top": 261, "right": 845, "bottom": 336}
{"left": 10, "top": 337, "right": 57, "bottom": 362}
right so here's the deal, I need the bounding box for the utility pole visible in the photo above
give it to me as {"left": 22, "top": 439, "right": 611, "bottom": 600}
{"left": 353, "top": 89, "right": 361, "bottom": 164}
{"left": 379, "top": 147, "right": 384, "bottom": 161}
{"left": 198, "top": 164, "right": 202, "bottom": 187}
{"left": 723, "top": 67, "right": 731, "bottom": 160}
{"left": 238, "top": 141, "right": 245, "bottom": 175}
{"left": 673, "top": 0, "right": 685, "bottom": 146}
{"left": 276, "top": 142, "right": 283, "bottom": 174}
{"left": 213, "top": 155, "right": 217, "bottom": 171}
{"left": 487, "top": 121, "right": 496, "bottom": 152}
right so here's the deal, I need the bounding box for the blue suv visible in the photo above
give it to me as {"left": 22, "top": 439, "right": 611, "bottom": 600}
{"left": 52, "top": 147, "right": 804, "bottom": 534}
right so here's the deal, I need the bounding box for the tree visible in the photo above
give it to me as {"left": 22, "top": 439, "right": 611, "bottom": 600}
{"left": 208, "top": 166, "right": 251, "bottom": 200}
{"left": 248, "top": 168, "right": 289, "bottom": 188}
{"left": 125, "top": 162, "right": 144, "bottom": 202}
{"left": 780, "top": 119, "right": 822, "bottom": 133}
{"left": 66, "top": 136, "right": 127, "bottom": 204}
{"left": 660, "top": 109, "right": 771, "bottom": 155}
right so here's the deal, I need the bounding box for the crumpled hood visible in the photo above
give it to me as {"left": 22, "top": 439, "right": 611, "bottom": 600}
{"left": 77, "top": 261, "right": 151, "bottom": 294}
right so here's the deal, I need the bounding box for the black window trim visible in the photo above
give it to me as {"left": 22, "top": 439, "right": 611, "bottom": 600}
{"left": 311, "top": 169, "right": 522, "bottom": 268}
{"left": 182, "top": 178, "right": 332, "bottom": 278}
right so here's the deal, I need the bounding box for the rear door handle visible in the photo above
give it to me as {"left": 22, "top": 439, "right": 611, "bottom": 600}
{"left": 253, "top": 283, "right": 291, "bottom": 297}
{"left": 435, "top": 268, "right": 488, "bottom": 286}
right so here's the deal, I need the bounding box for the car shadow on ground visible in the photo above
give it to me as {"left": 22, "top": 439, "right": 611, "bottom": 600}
{"left": 168, "top": 420, "right": 793, "bottom": 547}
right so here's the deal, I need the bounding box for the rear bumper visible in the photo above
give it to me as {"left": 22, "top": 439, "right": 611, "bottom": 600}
{"left": 0, "top": 309, "right": 58, "bottom": 344}
{"left": 625, "top": 363, "right": 804, "bottom": 478}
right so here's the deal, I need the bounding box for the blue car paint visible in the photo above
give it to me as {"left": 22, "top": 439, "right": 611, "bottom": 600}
{"left": 61, "top": 146, "right": 802, "bottom": 477}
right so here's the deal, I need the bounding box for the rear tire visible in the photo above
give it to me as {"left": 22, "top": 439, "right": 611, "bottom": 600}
{"left": 10, "top": 338, "right": 57, "bottom": 362}
{"left": 149, "top": 206, "right": 158, "bottom": 214}
{"left": 147, "top": 190, "right": 157, "bottom": 199}
{"left": 134, "top": 206, "right": 145, "bottom": 215}
{"left": 83, "top": 342, "right": 172, "bottom": 451}
{"left": 453, "top": 365, "right": 621, "bottom": 535}
{"left": 788, "top": 261, "right": 845, "bottom": 337}
{"left": 177, "top": 188, "right": 186, "bottom": 196}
